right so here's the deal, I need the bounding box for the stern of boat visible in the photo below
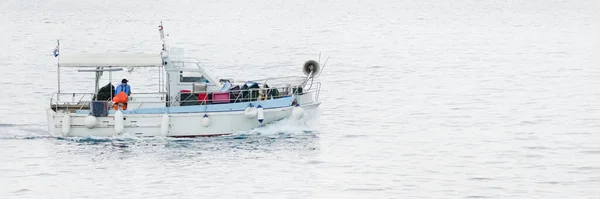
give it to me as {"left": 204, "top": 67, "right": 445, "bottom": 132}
{"left": 45, "top": 108, "right": 57, "bottom": 136}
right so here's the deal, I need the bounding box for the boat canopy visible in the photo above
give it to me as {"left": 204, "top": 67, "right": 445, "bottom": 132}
{"left": 59, "top": 53, "right": 163, "bottom": 67}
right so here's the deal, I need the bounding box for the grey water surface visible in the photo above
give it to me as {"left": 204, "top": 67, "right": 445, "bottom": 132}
{"left": 1, "top": 0, "right": 600, "bottom": 198}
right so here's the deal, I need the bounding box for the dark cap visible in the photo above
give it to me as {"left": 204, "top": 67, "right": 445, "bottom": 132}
{"left": 121, "top": 78, "right": 128, "bottom": 83}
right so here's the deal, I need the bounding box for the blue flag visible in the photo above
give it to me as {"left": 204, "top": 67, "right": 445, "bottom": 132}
{"left": 53, "top": 45, "right": 59, "bottom": 57}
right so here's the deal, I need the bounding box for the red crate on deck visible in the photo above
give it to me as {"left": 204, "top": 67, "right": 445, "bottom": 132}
{"left": 198, "top": 93, "right": 208, "bottom": 103}
{"left": 212, "top": 92, "right": 230, "bottom": 103}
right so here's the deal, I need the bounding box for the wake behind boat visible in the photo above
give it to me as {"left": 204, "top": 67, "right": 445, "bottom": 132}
{"left": 46, "top": 23, "right": 324, "bottom": 137}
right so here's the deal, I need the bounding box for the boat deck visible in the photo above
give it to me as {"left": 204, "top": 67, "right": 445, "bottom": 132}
{"left": 49, "top": 82, "right": 321, "bottom": 114}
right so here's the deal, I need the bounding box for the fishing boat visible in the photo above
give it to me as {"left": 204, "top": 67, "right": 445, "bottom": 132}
{"left": 46, "top": 23, "right": 324, "bottom": 137}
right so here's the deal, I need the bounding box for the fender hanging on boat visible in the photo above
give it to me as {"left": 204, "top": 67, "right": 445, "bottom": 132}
{"left": 257, "top": 105, "right": 264, "bottom": 123}
{"left": 244, "top": 103, "right": 257, "bottom": 119}
{"left": 85, "top": 115, "right": 97, "bottom": 129}
{"left": 200, "top": 114, "right": 211, "bottom": 127}
{"left": 114, "top": 110, "right": 124, "bottom": 135}
{"left": 292, "top": 103, "right": 304, "bottom": 119}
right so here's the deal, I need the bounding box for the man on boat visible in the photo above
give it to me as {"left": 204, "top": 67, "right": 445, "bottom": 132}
{"left": 113, "top": 78, "right": 131, "bottom": 110}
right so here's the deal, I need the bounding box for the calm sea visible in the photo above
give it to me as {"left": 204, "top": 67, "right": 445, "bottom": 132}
{"left": 1, "top": 0, "right": 600, "bottom": 198}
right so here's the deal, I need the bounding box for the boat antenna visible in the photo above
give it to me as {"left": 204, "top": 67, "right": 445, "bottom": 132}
{"left": 319, "top": 52, "right": 321, "bottom": 63}
{"left": 313, "top": 56, "right": 328, "bottom": 79}
{"left": 158, "top": 21, "right": 169, "bottom": 95}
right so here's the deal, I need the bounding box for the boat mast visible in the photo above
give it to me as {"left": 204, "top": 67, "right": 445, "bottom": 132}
{"left": 55, "top": 39, "right": 60, "bottom": 101}
{"left": 159, "top": 21, "right": 169, "bottom": 98}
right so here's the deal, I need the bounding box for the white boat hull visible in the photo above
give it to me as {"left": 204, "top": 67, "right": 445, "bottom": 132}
{"left": 46, "top": 103, "right": 319, "bottom": 137}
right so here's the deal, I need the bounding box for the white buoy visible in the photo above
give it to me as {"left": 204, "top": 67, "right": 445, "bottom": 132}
{"left": 257, "top": 105, "right": 264, "bottom": 123}
{"left": 200, "top": 114, "right": 211, "bottom": 127}
{"left": 61, "top": 114, "right": 71, "bottom": 136}
{"left": 114, "top": 110, "right": 124, "bottom": 135}
{"left": 84, "top": 115, "right": 97, "bottom": 129}
{"left": 160, "top": 114, "right": 169, "bottom": 136}
{"left": 292, "top": 104, "right": 304, "bottom": 119}
{"left": 244, "top": 106, "right": 257, "bottom": 119}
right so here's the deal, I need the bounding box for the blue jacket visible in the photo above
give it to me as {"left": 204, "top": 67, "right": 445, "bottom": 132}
{"left": 115, "top": 84, "right": 131, "bottom": 96}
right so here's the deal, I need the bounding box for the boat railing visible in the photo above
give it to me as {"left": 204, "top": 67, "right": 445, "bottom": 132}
{"left": 170, "top": 57, "right": 202, "bottom": 64}
{"left": 50, "top": 92, "right": 100, "bottom": 112}
{"left": 308, "top": 81, "right": 321, "bottom": 102}
{"left": 49, "top": 92, "right": 167, "bottom": 112}
{"left": 49, "top": 82, "right": 320, "bottom": 112}
{"left": 170, "top": 59, "right": 199, "bottom": 69}
{"left": 248, "top": 76, "right": 307, "bottom": 85}
{"left": 172, "top": 82, "right": 321, "bottom": 106}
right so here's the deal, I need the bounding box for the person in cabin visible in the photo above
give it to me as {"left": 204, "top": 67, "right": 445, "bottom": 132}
{"left": 113, "top": 78, "right": 131, "bottom": 110}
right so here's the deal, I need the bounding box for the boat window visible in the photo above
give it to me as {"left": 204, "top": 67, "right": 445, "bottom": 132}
{"left": 180, "top": 71, "right": 209, "bottom": 83}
